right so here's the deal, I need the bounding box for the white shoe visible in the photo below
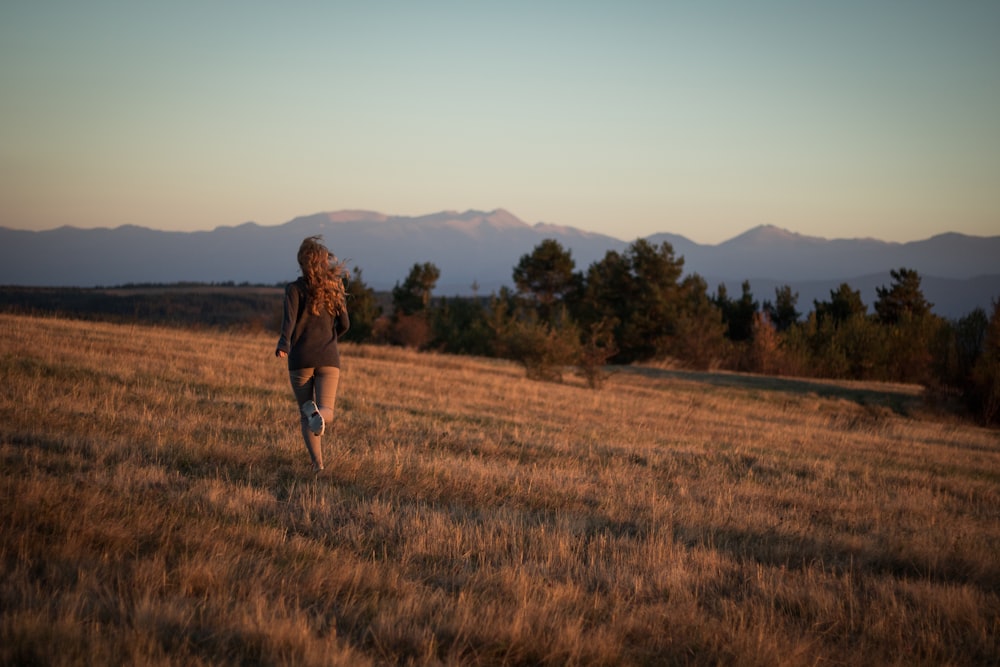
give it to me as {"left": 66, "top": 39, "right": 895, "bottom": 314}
{"left": 301, "top": 400, "right": 325, "bottom": 436}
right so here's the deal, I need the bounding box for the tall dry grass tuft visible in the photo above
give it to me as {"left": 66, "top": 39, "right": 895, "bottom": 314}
{"left": 2, "top": 313, "right": 998, "bottom": 665}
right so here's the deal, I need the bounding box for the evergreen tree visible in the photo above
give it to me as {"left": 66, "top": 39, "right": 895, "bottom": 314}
{"left": 763, "top": 285, "right": 800, "bottom": 332}
{"left": 815, "top": 283, "right": 867, "bottom": 327}
{"left": 667, "top": 273, "right": 728, "bottom": 369}
{"left": 874, "top": 268, "right": 940, "bottom": 384}
{"left": 954, "top": 308, "right": 989, "bottom": 383}
{"left": 388, "top": 262, "right": 441, "bottom": 349}
{"left": 716, "top": 280, "right": 758, "bottom": 342}
{"left": 970, "top": 300, "right": 1000, "bottom": 424}
{"left": 874, "top": 268, "right": 932, "bottom": 325}
{"left": 580, "top": 239, "right": 684, "bottom": 363}
{"left": 801, "top": 291, "right": 893, "bottom": 382}
{"left": 832, "top": 312, "right": 891, "bottom": 380}
{"left": 392, "top": 262, "right": 440, "bottom": 316}
{"left": 486, "top": 287, "right": 518, "bottom": 359}
{"left": 432, "top": 296, "right": 493, "bottom": 357}
{"left": 512, "top": 239, "right": 578, "bottom": 322}
{"left": 343, "top": 266, "right": 381, "bottom": 342}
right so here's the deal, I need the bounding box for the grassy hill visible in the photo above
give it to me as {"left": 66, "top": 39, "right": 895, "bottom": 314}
{"left": 1, "top": 314, "right": 998, "bottom": 666}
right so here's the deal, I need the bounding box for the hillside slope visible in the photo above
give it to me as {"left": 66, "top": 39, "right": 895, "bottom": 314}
{"left": 2, "top": 314, "right": 997, "bottom": 665}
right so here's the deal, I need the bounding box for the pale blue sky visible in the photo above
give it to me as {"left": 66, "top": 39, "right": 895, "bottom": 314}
{"left": 2, "top": 1, "right": 998, "bottom": 243}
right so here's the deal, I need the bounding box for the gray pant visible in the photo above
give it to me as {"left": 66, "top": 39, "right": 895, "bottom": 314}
{"left": 288, "top": 366, "right": 340, "bottom": 469}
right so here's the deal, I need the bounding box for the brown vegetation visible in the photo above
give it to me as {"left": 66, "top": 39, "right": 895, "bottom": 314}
{"left": 1, "top": 314, "right": 998, "bottom": 665}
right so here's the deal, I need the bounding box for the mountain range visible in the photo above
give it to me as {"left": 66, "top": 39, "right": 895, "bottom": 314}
{"left": 2, "top": 209, "right": 998, "bottom": 319}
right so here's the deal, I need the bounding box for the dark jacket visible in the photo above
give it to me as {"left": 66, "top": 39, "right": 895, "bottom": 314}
{"left": 276, "top": 278, "right": 350, "bottom": 370}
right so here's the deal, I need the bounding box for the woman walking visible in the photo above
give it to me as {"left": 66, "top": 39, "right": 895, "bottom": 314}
{"left": 276, "top": 236, "right": 350, "bottom": 472}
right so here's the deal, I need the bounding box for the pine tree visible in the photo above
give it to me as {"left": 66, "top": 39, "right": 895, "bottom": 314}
{"left": 512, "top": 239, "right": 578, "bottom": 323}
{"left": 875, "top": 268, "right": 932, "bottom": 325}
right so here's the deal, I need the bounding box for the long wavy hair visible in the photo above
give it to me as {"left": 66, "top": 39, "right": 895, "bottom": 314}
{"left": 297, "top": 235, "right": 349, "bottom": 316}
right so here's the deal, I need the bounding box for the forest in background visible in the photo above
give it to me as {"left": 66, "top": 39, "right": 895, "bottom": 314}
{"left": 3, "top": 237, "right": 998, "bottom": 425}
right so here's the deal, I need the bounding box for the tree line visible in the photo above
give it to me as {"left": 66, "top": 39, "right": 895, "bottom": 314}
{"left": 2, "top": 240, "right": 995, "bottom": 425}
{"left": 343, "top": 238, "right": 1000, "bottom": 425}
{"left": 0, "top": 284, "right": 283, "bottom": 331}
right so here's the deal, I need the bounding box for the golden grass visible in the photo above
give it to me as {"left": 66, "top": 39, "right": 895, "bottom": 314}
{"left": 1, "top": 313, "right": 998, "bottom": 666}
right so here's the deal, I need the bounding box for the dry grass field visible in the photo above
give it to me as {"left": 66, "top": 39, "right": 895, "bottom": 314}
{"left": 1, "top": 313, "right": 998, "bottom": 666}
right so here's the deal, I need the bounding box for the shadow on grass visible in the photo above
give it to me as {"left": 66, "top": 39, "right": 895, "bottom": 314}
{"left": 675, "top": 522, "right": 1000, "bottom": 595}
{"left": 620, "top": 365, "right": 924, "bottom": 416}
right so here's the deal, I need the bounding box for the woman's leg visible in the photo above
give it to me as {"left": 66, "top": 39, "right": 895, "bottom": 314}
{"left": 313, "top": 366, "right": 341, "bottom": 427}
{"left": 289, "top": 368, "right": 323, "bottom": 469}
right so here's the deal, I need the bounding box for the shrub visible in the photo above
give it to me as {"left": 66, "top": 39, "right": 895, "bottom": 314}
{"left": 390, "top": 313, "right": 433, "bottom": 350}
{"left": 746, "top": 312, "right": 783, "bottom": 375}
{"left": 501, "top": 315, "right": 581, "bottom": 383}
{"left": 575, "top": 319, "right": 618, "bottom": 389}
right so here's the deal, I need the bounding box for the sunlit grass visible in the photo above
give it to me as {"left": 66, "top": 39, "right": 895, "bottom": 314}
{"left": 1, "top": 313, "right": 998, "bottom": 665}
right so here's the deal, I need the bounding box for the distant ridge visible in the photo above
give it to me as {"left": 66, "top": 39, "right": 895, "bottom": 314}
{"left": 1, "top": 210, "right": 998, "bottom": 318}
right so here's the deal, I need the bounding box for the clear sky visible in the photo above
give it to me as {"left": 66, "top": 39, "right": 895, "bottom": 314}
{"left": 2, "top": 1, "right": 998, "bottom": 244}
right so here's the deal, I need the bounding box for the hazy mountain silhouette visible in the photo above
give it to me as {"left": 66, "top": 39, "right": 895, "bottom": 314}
{"left": 1, "top": 210, "right": 998, "bottom": 318}
{"left": 649, "top": 225, "right": 999, "bottom": 283}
